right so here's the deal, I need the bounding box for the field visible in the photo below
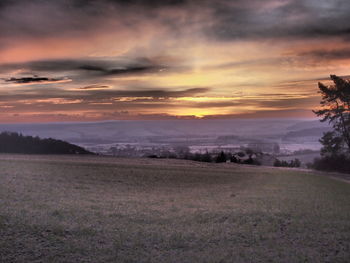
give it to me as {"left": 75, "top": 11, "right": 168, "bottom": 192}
{"left": 0, "top": 154, "right": 349, "bottom": 262}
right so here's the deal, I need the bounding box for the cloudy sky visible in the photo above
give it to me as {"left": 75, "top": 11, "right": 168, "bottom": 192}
{"left": 0, "top": 0, "right": 349, "bottom": 122}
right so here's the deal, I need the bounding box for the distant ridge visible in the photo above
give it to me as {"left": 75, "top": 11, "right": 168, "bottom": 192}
{"left": 0, "top": 131, "right": 93, "bottom": 155}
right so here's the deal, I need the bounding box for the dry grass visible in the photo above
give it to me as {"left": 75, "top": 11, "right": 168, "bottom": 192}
{"left": 0, "top": 154, "right": 349, "bottom": 262}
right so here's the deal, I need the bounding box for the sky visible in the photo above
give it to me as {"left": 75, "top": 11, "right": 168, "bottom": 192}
{"left": 0, "top": 0, "right": 350, "bottom": 122}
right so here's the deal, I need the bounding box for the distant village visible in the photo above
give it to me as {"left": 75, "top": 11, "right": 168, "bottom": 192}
{"left": 87, "top": 141, "right": 310, "bottom": 168}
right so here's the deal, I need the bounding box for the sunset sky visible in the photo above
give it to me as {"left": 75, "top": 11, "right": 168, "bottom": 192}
{"left": 1, "top": 0, "right": 350, "bottom": 122}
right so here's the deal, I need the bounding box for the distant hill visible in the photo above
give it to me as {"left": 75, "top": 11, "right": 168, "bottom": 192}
{"left": 0, "top": 119, "right": 330, "bottom": 154}
{"left": 283, "top": 127, "right": 332, "bottom": 139}
{"left": 0, "top": 119, "right": 326, "bottom": 144}
{"left": 0, "top": 131, "right": 93, "bottom": 154}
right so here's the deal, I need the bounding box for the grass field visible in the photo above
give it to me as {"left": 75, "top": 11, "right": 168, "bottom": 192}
{"left": 0, "top": 154, "right": 349, "bottom": 262}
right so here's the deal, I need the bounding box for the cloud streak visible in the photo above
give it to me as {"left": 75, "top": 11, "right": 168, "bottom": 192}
{"left": 4, "top": 76, "right": 71, "bottom": 85}
{"left": 298, "top": 48, "right": 350, "bottom": 60}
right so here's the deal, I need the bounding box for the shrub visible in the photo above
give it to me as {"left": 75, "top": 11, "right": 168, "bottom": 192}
{"left": 312, "top": 155, "right": 350, "bottom": 174}
{"left": 274, "top": 158, "right": 301, "bottom": 168}
{"left": 215, "top": 151, "right": 227, "bottom": 163}
{"left": 201, "top": 151, "right": 212, "bottom": 162}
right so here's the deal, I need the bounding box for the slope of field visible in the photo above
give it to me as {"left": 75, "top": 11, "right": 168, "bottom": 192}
{"left": 0, "top": 154, "right": 349, "bottom": 262}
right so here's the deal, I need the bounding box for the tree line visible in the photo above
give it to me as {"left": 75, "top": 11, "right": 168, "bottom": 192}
{"left": 274, "top": 159, "right": 301, "bottom": 168}
{"left": 0, "top": 131, "right": 93, "bottom": 155}
{"left": 149, "top": 150, "right": 262, "bottom": 165}
{"left": 149, "top": 149, "right": 302, "bottom": 168}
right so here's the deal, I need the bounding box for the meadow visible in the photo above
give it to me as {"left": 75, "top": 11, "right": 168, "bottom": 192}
{"left": 0, "top": 154, "right": 349, "bottom": 262}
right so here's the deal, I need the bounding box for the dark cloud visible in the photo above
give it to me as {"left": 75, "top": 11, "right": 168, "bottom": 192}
{"left": 4, "top": 76, "right": 69, "bottom": 84}
{"left": 0, "top": 58, "right": 144, "bottom": 71}
{"left": 108, "top": 87, "right": 210, "bottom": 98}
{"left": 0, "top": 0, "right": 190, "bottom": 10}
{"left": 0, "top": 0, "right": 349, "bottom": 55}
{"left": 0, "top": 0, "right": 193, "bottom": 43}
{"left": 208, "top": 0, "right": 350, "bottom": 40}
{"left": 299, "top": 48, "right": 350, "bottom": 60}
{"left": 78, "top": 64, "right": 165, "bottom": 76}
{"left": 0, "top": 0, "right": 13, "bottom": 9}
{"left": 69, "top": 0, "right": 189, "bottom": 8}
{"left": 0, "top": 86, "right": 209, "bottom": 102}
{"left": 0, "top": 57, "right": 177, "bottom": 78}
{"left": 102, "top": 0, "right": 188, "bottom": 7}
{"left": 79, "top": 85, "right": 110, "bottom": 90}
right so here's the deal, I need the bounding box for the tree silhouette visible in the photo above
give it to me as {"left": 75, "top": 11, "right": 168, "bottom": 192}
{"left": 313, "top": 75, "right": 350, "bottom": 155}
{"left": 215, "top": 151, "right": 227, "bottom": 163}
{"left": 201, "top": 151, "right": 212, "bottom": 162}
